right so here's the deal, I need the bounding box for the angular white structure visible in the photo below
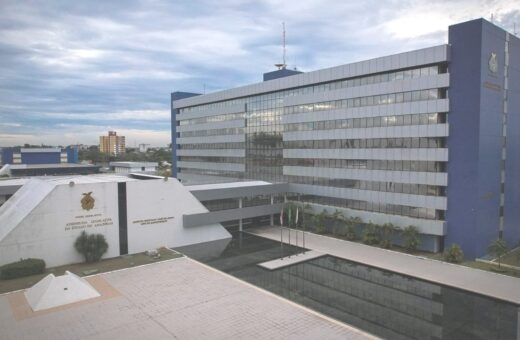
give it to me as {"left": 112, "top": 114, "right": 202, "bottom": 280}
{"left": 0, "top": 175, "right": 231, "bottom": 267}
{"left": 24, "top": 271, "right": 100, "bottom": 311}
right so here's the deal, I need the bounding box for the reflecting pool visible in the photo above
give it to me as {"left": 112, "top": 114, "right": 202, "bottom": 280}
{"left": 175, "top": 232, "right": 519, "bottom": 340}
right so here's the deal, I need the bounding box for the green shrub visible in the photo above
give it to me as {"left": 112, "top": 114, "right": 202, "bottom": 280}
{"left": 0, "top": 258, "right": 46, "bottom": 280}
{"left": 74, "top": 231, "right": 109, "bottom": 263}
{"left": 488, "top": 238, "right": 509, "bottom": 269}
{"left": 402, "top": 225, "right": 421, "bottom": 252}
{"left": 345, "top": 224, "right": 357, "bottom": 241}
{"left": 313, "top": 209, "right": 328, "bottom": 234}
{"left": 379, "top": 223, "right": 396, "bottom": 249}
{"left": 362, "top": 223, "right": 380, "bottom": 245}
{"left": 443, "top": 244, "right": 464, "bottom": 263}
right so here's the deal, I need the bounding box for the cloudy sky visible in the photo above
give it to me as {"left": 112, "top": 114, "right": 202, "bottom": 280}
{"left": 0, "top": 0, "right": 518, "bottom": 147}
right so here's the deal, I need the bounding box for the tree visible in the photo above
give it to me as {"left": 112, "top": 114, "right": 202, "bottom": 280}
{"left": 313, "top": 209, "right": 328, "bottom": 234}
{"left": 344, "top": 222, "right": 357, "bottom": 241}
{"left": 488, "top": 238, "right": 509, "bottom": 269}
{"left": 443, "top": 244, "right": 464, "bottom": 263}
{"left": 74, "top": 231, "right": 109, "bottom": 263}
{"left": 380, "top": 223, "right": 396, "bottom": 249}
{"left": 301, "top": 203, "right": 313, "bottom": 232}
{"left": 331, "top": 209, "right": 344, "bottom": 236}
{"left": 402, "top": 225, "right": 421, "bottom": 252}
{"left": 362, "top": 222, "right": 380, "bottom": 245}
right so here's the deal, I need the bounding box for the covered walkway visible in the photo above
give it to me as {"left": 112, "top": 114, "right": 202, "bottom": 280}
{"left": 248, "top": 226, "right": 520, "bottom": 305}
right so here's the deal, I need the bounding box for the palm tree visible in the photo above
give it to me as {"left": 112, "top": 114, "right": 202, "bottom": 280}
{"left": 362, "top": 221, "right": 380, "bottom": 245}
{"left": 380, "top": 223, "right": 396, "bottom": 249}
{"left": 488, "top": 238, "right": 509, "bottom": 269}
{"left": 402, "top": 225, "right": 421, "bottom": 252}
{"left": 313, "top": 209, "right": 328, "bottom": 234}
{"left": 301, "top": 203, "right": 313, "bottom": 232}
{"left": 443, "top": 244, "right": 464, "bottom": 263}
{"left": 331, "top": 209, "right": 344, "bottom": 236}
{"left": 344, "top": 216, "right": 363, "bottom": 241}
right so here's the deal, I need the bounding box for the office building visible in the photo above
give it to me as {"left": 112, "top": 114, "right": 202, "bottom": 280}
{"left": 1, "top": 146, "right": 78, "bottom": 165}
{"left": 0, "top": 146, "right": 98, "bottom": 177}
{"left": 171, "top": 18, "right": 520, "bottom": 259}
{"left": 99, "top": 131, "right": 125, "bottom": 155}
{"left": 110, "top": 161, "right": 158, "bottom": 174}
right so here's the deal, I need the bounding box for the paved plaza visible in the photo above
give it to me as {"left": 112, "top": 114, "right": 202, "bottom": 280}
{"left": 248, "top": 226, "right": 520, "bottom": 304}
{"left": 0, "top": 257, "right": 373, "bottom": 340}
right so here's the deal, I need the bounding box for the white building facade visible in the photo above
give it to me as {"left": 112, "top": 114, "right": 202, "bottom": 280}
{"left": 0, "top": 175, "right": 230, "bottom": 267}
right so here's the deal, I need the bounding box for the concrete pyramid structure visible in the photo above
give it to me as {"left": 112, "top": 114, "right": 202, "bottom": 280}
{"left": 25, "top": 271, "right": 100, "bottom": 311}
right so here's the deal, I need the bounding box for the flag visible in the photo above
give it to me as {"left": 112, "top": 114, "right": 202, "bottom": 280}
{"left": 288, "top": 206, "right": 292, "bottom": 227}
{"left": 280, "top": 207, "right": 284, "bottom": 225}
{"left": 295, "top": 207, "right": 299, "bottom": 225}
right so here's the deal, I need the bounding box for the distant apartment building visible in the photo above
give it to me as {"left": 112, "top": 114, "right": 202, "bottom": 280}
{"left": 138, "top": 143, "right": 150, "bottom": 153}
{"left": 99, "top": 131, "right": 125, "bottom": 155}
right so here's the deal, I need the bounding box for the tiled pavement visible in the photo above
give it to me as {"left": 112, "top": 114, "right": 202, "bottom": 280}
{"left": 0, "top": 257, "right": 375, "bottom": 340}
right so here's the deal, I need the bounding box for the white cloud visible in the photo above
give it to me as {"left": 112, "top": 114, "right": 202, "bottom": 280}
{"left": 0, "top": 0, "right": 518, "bottom": 147}
{"left": 0, "top": 123, "right": 22, "bottom": 127}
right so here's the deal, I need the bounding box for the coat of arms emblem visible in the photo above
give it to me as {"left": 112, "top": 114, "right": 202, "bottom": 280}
{"left": 81, "top": 192, "right": 95, "bottom": 211}
{"left": 488, "top": 52, "right": 498, "bottom": 73}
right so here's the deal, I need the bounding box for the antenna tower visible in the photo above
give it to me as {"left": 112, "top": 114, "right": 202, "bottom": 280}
{"left": 283, "top": 22, "right": 286, "bottom": 67}
{"left": 275, "top": 22, "right": 287, "bottom": 70}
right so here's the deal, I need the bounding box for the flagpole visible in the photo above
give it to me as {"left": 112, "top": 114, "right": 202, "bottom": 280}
{"left": 295, "top": 207, "right": 298, "bottom": 252}
{"left": 302, "top": 208, "right": 305, "bottom": 249}
{"left": 280, "top": 206, "right": 284, "bottom": 258}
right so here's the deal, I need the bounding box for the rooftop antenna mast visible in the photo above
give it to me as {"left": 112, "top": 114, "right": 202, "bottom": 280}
{"left": 275, "top": 22, "right": 287, "bottom": 70}
{"left": 514, "top": 23, "right": 517, "bottom": 36}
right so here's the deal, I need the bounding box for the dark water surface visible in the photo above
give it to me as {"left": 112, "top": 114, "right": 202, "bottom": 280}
{"left": 175, "top": 232, "right": 519, "bottom": 340}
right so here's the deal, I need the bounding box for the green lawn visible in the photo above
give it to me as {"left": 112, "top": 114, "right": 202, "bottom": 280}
{"left": 462, "top": 260, "right": 520, "bottom": 278}
{"left": 499, "top": 247, "right": 520, "bottom": 267}
{"left": 0, "top": 247, "right": 183, "bottom": 295}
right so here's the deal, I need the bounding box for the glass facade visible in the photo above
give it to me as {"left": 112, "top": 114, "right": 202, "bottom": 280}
{"left": 178, "top": 65, "right": 444, "bottom": 115}
{"left": 175, "top": 62, "right": 449, "bottom": 222}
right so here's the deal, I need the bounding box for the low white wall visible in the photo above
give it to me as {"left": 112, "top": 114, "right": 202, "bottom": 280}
{"left": 0, "top": 182, "right": 120, "bottom": 267}
{"left": 126, "top": 179, "right": 231, "bottom": 253}
{"left": 0, "top": 177, "right": 231, "bottom": 268}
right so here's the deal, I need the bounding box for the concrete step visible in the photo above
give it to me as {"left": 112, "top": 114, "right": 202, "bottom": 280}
{"left": 257, "top": 250, "right": 325, "bottom": 270}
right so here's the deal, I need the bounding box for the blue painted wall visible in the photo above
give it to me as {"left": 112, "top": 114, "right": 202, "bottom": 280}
{"left": 1, "top": 148, "right": 13, "bottom": 164}
{"left": 66, "top": 146, "right": 79, "bottom": 163}
{"left": 446, "top": 19, "right": 483, "bottom": 259}
{"left": 447, "top": 19, "right": 519, "bottom": 258}
{"left": 263, "top": 68, "right": 302, "bottom": 81}
{"left": 21, "top": 151, "right": 61, "bottom": 164}
{"left": 171, "top": 91, "right": 201, "bottom": 178}
{"left": 503, "top": 31, "right": 520, "bottom": 247}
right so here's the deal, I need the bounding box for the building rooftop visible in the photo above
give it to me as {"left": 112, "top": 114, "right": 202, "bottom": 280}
{"left": 6, "top": 163, "right": 98, "bottom": 169}
{"left": 185, "top": 180, "right": 273, "bottom": 191}
{"left": 0, "top": 258, "right": 372, "bottom": 339}
{"left": 109, "top": 161, "right": 158, "bottom": 167}
{"left": 0, "top": 174, "right": 134, "bottom": 188}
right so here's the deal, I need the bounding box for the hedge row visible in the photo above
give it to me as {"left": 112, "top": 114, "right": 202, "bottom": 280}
{"left": 0, "top": 258, "right": 46, "bottom": 280}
